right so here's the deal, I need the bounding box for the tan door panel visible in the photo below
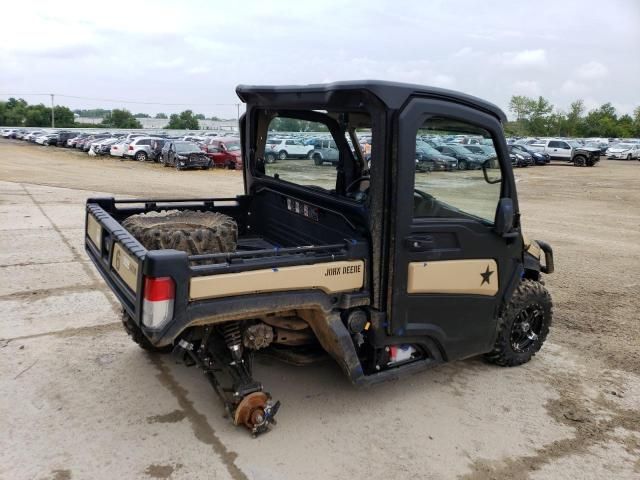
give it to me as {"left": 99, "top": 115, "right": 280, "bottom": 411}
{"left": 111, "top": 243, "right": 139, "bottom": 292}
{"left": 407, "top": 259, "right": 498, "bottom": 296}
{"left": 190, "top": 260, "right": 364, "bottom": 300}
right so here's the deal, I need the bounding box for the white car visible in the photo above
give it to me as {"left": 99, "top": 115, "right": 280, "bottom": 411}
{"left": 110, "top": 140, "right": 132, "bottom": 158}
{"left": 265, "top": 138, "right": 314, "bottom": 161}
{"left": 2, "top": 129, "right": 18, "bottom": 138}
{"left": 35, "top": 134, "right": 56, "bottom": 145}
{"left": 123, "top": 136, "right": 163, "bottom": 161}
{"left": 606, "top": 143, "right": 640, "bottom": 160}
{"left": 89, "top": 137, "right": 119, "bottom": 155}
{"left": 25, "top": 131, "right": 46, "bottom": 141}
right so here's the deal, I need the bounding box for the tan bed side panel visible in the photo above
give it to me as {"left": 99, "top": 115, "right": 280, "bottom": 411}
{"left": 86, "top": 214, "right": 102, "bottom": 250}
{"left": 408, "top": 259, "right": 498, "bottom": 296}
{"left": 190, "top": 260, "right": 365, "bottom": 300}
{"left": 111, "top": 243, "right": 139, "bottom": 292}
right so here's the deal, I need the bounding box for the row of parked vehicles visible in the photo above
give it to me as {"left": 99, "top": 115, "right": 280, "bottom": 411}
{"left": 2, "top": 128, "right": 243, "bottom": 171}
{"left": 512, "top": 136, "right": 640, "bottom": 165}
{"left": 4, "top": 128, "right": 639, "bottom": 172}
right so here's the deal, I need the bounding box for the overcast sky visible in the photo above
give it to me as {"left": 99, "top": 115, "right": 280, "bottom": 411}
{"left": 1, "top": 0, "right": 638, "bottom": 119}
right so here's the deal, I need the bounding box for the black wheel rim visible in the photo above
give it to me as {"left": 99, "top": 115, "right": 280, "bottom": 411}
{"left": 510, "top": 303, "right": 544, "bottom": 353}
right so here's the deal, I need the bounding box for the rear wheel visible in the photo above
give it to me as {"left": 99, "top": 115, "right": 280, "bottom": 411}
{"left": 135, "top": 151, "right": 148, "bottom": 161}
{"left": 121, "top": 311, "right": 172, "bottom": 353}
{"left": 278, "top": 150, "right": 287, "bottom": 161}
{"left": 457, "top": 160, "right": 467, "bottom": 170}
{"left": 485, "top": 280, "right": 552, "bottom": 367}
{"left": 313, "top": 154, "right": 323, "bottom": 166}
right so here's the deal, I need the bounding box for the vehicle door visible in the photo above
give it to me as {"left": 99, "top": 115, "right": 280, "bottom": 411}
{"left": 390, "top": 97, "right": 522, "bottom": 361}
{"left": 285, "top": 139, "right": 301, "bottom": 156}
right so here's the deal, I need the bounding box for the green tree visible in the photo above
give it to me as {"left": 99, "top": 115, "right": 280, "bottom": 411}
{"left": 54, "top": 106, "right": 76, "bottom": 127}
{"left": 565, "top": 100, "right": 584, "bottom": 136}
{"left": 632, "top": 106, "right": 640, "bottom": 136}
{"left": 527, "top": 96, "right": 554, "bottom": 135}
{"left": 24, "top": 104, "right": 51, "bottom": 126}
{"left": 134, "top": 112, "right": 150, "bottom": 118}
{"left": 508, "top": 95, "right": 533, "bottom": 121}
{"left": 194, "top": 113, "right": 206, "bottom": 120}
{"left": 165, "top": 110, "right": 200, "bottom": 130}
{"left": 155, "top": 112, "right": 168, "bottom": 119}
{"left": 0, "top": 98, "right": 28, "bottom": 126}
{"left": 101, "top": 109, "right": 142, "bottom": 129}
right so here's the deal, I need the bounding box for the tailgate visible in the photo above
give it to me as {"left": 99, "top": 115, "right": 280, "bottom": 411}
{"left": 85, "top": 201, "right": 146, "bottom": 317}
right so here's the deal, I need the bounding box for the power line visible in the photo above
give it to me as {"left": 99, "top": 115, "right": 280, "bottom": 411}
{"left": 0, "top": 92, "right": 241, "bottom": 107}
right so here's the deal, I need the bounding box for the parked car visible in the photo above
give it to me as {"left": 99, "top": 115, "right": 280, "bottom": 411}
{"left": 435, "top": 144, "right": 485, "bottom": 170}
{"left": 56, "top": 131, "right": 77, "bottom": 147}
{"left": 24, "top": 130, "right": 46, "bottom": 142}
{"left": 67, "top": 133, "right": 89, "bottom": 147}
{"left": 307, "top": 138, "right": 339, "bottom": 166}
{"left": 529, "top": 139, "right": 600, "bottom": 166}
{"left": 110, "top": 140, "right": 132, "bottom": 158}
{"left": 160, "top": 141, "right": 212, "bottom": 170}
{"left": 2, "top": 129, "right": 19, "bottom": 138}
{"left": 201, "top": 138, "right": 243, "bottom": 169}
{"left": 35, "top": 133, "right": 58, "bottom": 145}
{"left": 509, "top": 144, "right": 549, "bottom": 165}
{"left": 90, "top": 137, "right": 120, "bottom": 155}
{"left": 150, "top": 139, "right": 167, "bottom": 162}
{"left": 82, "top": 134, "right": 112, "bottom": 152}
{"left": 265, "top": 138, "right": 313, "bottom": 161}
{"left": 606, "top": 143, "right": 640, "bottom": 160}
{"left": 124, "top": 136, "right": 163, "bottom": 161}
{"left": 415, "top": 143, "right": 457, "bottom": 171}
{"left": 507, "top": 145, "right": 534, "bottom": 166}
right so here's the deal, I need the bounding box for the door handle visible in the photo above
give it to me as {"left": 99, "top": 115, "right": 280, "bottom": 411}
{"left": 405, "top": 235, "right": 435, "bottom": 251}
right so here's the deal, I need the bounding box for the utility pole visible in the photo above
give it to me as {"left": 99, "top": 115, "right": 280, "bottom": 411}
{"left": 50, "top": 94, "right": 55, "bottom": 128}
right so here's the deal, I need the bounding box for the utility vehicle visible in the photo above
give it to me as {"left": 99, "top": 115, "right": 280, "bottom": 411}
{"left": 85, "top": 81, "right": 554, "bottom": 436}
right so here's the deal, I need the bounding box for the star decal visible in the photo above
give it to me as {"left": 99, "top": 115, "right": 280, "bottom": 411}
{"left": 480, "top": 265, "right": 494, "bottom": 286}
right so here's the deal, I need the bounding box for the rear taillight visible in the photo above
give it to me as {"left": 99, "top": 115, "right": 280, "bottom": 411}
{"left": 128, "top": 145, "right": 134, "bottom": 150}
{"left": 142, "top": 276, "right": 175, "bottom": 328}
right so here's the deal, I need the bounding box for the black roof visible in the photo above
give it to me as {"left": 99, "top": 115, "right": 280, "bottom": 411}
{"left": 236, "top": 80, "right": 506, "bottom": 122}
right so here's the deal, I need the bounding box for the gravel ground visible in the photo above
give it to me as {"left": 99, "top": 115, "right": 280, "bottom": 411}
{"left": 0, "top": 139, "right": 638, "bottom": 480}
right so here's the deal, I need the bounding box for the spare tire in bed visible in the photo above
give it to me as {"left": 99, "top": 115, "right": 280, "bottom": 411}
{"left": 122, "top": 210, "right": 237, "bottom": 256}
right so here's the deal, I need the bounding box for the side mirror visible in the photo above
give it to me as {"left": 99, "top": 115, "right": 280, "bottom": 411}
{"left": 495, "top": 198, "right": 515, "bottom": 237}
{"left": 482, "top": 158, "right": 501, "bottom": 184}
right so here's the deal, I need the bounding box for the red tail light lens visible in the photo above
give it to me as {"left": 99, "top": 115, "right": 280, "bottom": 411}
{"left": 144, "top": 277, "right": 175, "bottom": 301}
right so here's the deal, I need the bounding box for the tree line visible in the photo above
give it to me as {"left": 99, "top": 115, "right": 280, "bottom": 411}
{"left": 506, "top": 95, "right": 640, "bottom": 138}
{"left": 0, "top": 98, "right": 225, "bottom": 130}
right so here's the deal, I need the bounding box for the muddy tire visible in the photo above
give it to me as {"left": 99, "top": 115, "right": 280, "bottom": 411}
{"left": 122, "top": 210, "right": 237, "bottom": 256}
{"left": 573, "top": 155, "right": 586, "bottom": 167}
{"left": 484, "top": 279, "right": 552, "bottom": 367}
{"left": 121, "top": 311, "right": 172, "bottom": 353}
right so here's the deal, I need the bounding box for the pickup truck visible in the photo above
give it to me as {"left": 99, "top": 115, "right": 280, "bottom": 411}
{"left": 85, "top": 81, "right": 555, "bottom": 436}
{"left": 528, "top": 139, "right": 600, "bottom": 166}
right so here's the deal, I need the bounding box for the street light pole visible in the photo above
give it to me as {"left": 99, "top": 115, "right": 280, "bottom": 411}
{"left": 50, "top": 94, "right": 55, "bottom": 128}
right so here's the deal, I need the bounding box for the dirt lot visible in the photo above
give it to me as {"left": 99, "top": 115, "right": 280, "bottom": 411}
{"left": 1, "top": 139, "right": 638, "bottom": 480}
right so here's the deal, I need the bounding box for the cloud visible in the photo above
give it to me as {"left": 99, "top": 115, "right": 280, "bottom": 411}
{"left": 454, "top": 47, "right": 473, "bottom": 57}
{"left": 513, "top": 80, "right": 540, "bottom": 96}
{"left": 498, "top": 49, "right": 548, "bottom": 68}
{"left": 561, "top": 80, "right": 590, "bottom": 96}
{"left": 577, "top": 61, "right": 608, "bottom": 79}
{"left": 187, "top": 66, "right": 212, "bottom": 75}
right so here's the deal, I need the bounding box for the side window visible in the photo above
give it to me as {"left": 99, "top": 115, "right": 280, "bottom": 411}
{"left": 548, "top": 141, "right": 560, "bottom": 148}
{"left": 559, "top": 142, "right": 570, "bottom": 149}
{"left": 413, "top": 117, "right": 501, "bottom": 223}
{"left": 286, "top": 140, "right": 295, "bottom": 146}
